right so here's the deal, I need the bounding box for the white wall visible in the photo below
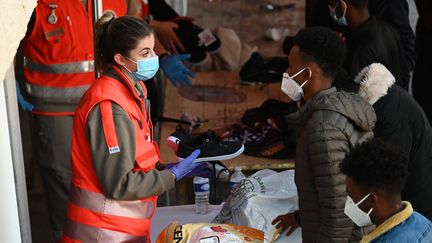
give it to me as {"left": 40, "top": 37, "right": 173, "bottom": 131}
{"left": 0, "top": 0, "right": 36, "bottom": 80}
{"left": 0, "top": 67, "right": 22, "bottom": 243}
{"left": 0, "top": 1, "right": 36, "bottom": 242}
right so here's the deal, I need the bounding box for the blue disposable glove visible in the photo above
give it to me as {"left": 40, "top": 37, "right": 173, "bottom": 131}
{"left": 160, "top": 54, "right": 195, "bottom": 87}
{"left": 186, "top": 163, "right": 212, "bottom": 178}
{"left": 164, "top": 161, "right": 212, "bottom": 179}
{"left": 16, "top": 81, "right": 34, "bottom": 111}
{"left": 168, "top": 149, "right": 206, "bottom": 181}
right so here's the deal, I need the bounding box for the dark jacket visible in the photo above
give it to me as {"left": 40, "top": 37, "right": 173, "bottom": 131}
{"left": 305, "top": 0, "right": 416, "bottom": 74}
{"left": 344, "top": 17, "right": 409, "bottom": 90}
{"left": 286, "top": 87, "right": 376, "bottom": 242}
{"left": 369, "top": 0, "right": 417, "bottom": 71}
{"left": 356, "top": 63, "right": 432, "bottom": 221}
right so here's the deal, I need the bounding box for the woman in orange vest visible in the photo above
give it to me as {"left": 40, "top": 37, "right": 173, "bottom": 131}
{"left": 61, "top": 14, "right": 206, "bottom": 242}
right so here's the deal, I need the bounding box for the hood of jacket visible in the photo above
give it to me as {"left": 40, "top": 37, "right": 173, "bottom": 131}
{"left": 354, "top": 63, "right": 395, "bottom": 105}
{"left": 287, "top": 87, "right": 376, "bottom": 132}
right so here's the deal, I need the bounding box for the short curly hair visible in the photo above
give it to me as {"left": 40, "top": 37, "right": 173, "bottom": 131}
{"left": 340, "top": 138, "right": 409, "bottom": 195}
{"left": 293, "top": 27, "right": 346, "bottom": 80}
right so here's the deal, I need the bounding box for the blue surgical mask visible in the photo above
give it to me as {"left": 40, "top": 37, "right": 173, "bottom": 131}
{"left": 329, "top": 0, "right": 348, "bottom": 26}
{"left": 124, "top": 55, "right": 159, "bottom": 81}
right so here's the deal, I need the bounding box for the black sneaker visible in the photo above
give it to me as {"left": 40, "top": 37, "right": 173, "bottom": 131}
{"left": 176, "top": 130, "right": 244, "bottom": 162}
{"left": 239, "top": 52, "right": 289, "bottom": 85}
{"left": 166, "top": 125, "right": 194, "bottom": 153}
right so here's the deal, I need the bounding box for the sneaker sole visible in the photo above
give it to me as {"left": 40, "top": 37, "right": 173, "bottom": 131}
{"left": 177, "top": 144, "right": 245, "bottom": 162}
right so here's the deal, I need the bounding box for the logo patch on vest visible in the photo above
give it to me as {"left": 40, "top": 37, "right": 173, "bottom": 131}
{"left": 109, "top": 146, "right": 120, "bottom": 154}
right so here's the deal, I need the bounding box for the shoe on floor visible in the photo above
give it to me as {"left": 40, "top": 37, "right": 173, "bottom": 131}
{"left": 239, "top": 52, "right": 288, "bottom": 85}
{"left": 176, "top": 130, "right": 244, "bottom": 162}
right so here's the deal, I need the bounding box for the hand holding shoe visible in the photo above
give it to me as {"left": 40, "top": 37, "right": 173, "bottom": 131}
{"left": 151, "top": 20, "right": 185, "bottom": 53}
{"left": 185, "top": 163, "right": 212, "bottom": 178}
{"left": 164, "top": 161, "right": 212, "bottom": 179}
{"left": 168, "top": 149, "right": 205, "bottom": 181}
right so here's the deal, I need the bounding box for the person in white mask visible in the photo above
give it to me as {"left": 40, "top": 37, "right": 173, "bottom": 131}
{"left": 272, "top": 26, "right": 376, "bottom": 242}
{"left": 340, "top": 138, "right": 432, "bottom": 242}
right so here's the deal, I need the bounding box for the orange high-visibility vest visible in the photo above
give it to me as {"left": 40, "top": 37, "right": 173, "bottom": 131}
{"left": 62, "top": 65, "right": 160, "bottom": 242}
{"left": 22, "top": 0, "right": 127, "bottom": 115}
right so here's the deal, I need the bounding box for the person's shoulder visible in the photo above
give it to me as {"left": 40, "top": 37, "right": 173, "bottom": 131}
{"left": 309, "top": 89, "right": 375, "bottom": 132}
{"left": 410, "top": 211, "right": 432, "bottom": 228}
{"left": 380, "top": 212, "right": 432, "bottom": 242}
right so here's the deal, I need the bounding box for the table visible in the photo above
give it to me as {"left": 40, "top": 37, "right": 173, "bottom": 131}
{"left": 151, "top": 204, "right": 302, "bottom": 242}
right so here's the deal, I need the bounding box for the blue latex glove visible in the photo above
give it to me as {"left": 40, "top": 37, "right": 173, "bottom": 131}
{"left": 164, "top": 162, "right": 212, "bottom": 178}
{"left": 160, "top": 54, "right": 195, "bottom": 87}
{"left": 169, "top": 149, "right": 205, "bottom": 181}
{"left": 16, "top": 81, "right": 34, "bottom": 111}
{"left": 186, "top": 164, "right": 212, "bottom": 178}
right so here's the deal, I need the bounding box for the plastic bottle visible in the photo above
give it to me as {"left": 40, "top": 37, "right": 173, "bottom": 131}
{"left": 193, "top": 176, "right": 210, "bottom": 214}
{"left": 229, "top": 166, "right": 246, "bottom": 192}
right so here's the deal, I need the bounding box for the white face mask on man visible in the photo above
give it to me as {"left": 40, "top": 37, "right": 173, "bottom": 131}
{"left": 281, "top": 67, "right": 311, "bottom": 101}
{"left": 344, "top": 193, "right": 374, "bottom": 227}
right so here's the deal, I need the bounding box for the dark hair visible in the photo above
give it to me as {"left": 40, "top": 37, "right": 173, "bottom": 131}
{"left": 345, "top": 0, "right": 368, "bottom": 8}
{"left": 95, "top": 13, "right": 153, "bottom": 72}
{"left": 340, "top": 139, "right": 409, "bottom": 195}
{"left": 293, "top": 26, "right": 346, "bottom": 80}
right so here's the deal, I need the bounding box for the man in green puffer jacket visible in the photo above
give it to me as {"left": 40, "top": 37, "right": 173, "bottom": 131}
{"left": 272, "top": 27, "right": 376, "bottom": 242}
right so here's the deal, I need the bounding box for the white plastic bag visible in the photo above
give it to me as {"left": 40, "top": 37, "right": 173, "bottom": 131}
{"left": 213, "top": 169, "right": 298, "bottom": 242}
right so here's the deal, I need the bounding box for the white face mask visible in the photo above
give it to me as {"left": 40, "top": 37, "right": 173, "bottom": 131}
{"left": 344, "top": 194, "right": 374, "bottom": 227}
{"left": 281, "top": 67, "right": 311, "bottom": 101}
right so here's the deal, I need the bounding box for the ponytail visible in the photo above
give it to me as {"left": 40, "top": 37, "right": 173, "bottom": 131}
{"left": 95, "top": 12, "right": 116, "bottom": 72}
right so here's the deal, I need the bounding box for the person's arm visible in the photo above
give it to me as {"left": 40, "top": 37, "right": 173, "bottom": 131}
{"left": 307, "top": 124, "right": 354, "bottom": 242}
{"left": 379, "top": 0, "right": 417, "bottom": 71}
{"left": 148, "top": 0, "right": 179, "bottom": 21}
{"left": 86, "top": 100, "right": 175, "bottom": 200}
{"left": 150, "top": 20, "right": 185, "bottom": 53}
{"left": 154, "top": 37, "right": 169, "bottom": 56}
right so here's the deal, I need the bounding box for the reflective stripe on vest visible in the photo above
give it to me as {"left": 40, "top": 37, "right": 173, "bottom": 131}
{"left": 25, "top": 82, "right": 90, "bottom": 99}
{"left": 63, "top": 219, "right": 148, "bottom": 243}
{"left": 69, "top": 184, "right": 155, "bottom": 220}
{"left": 24, "top": 56, "right": 95, "bottom": 74}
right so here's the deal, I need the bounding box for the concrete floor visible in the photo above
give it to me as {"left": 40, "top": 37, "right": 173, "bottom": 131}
{"left": 25, "top": 0, "right": 419, "bottom": 242}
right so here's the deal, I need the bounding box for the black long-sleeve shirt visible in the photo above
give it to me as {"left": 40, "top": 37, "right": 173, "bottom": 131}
{"left": 344, "top": 17, "right": 410, "bottom": 90}
{"left": 369, "top": 0, "right": 417, "bottom": 71}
